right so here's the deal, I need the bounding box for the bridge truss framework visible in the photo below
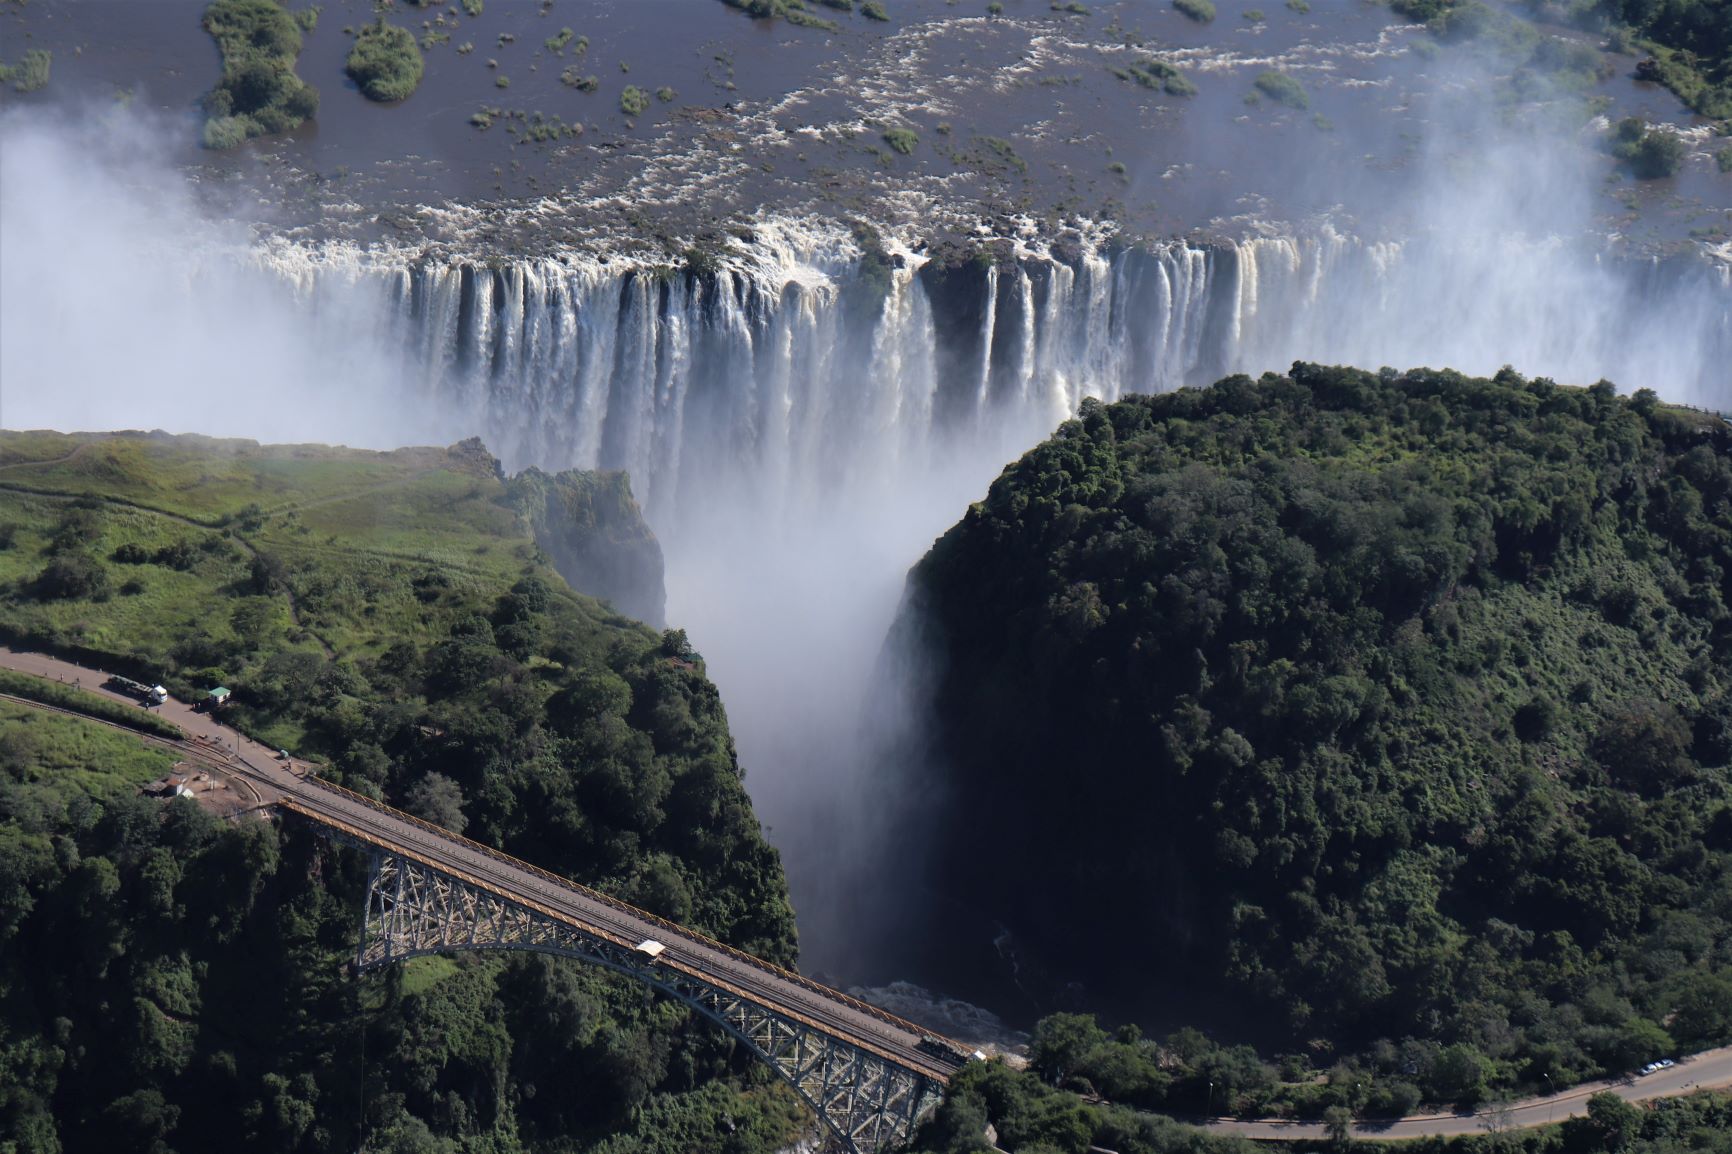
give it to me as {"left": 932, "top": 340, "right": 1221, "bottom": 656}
{"left": 356, "top": 849, "right": 945, "bottom": 1154}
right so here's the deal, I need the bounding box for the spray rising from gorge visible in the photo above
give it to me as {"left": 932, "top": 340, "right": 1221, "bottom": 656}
{"left": 3, "top": 98, "right": 1730, "bottom": 990}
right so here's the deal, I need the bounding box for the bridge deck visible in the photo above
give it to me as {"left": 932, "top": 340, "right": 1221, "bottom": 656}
{"left": 277, "top": 777, "right": 956, "bottom": 1080}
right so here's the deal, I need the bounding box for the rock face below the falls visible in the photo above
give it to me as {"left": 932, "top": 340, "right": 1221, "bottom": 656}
{"left": 509, "top": 465, "right": 667, "bottom": 628}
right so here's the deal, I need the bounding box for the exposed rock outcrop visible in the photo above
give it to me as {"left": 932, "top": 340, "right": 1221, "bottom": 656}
{"left": 508, "top": 466, "right": 666, "bottom": 627}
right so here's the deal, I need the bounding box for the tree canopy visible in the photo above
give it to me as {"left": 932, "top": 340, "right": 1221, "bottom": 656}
{"left": 903, "top": 365, "right": 1732, "bottom": 1106}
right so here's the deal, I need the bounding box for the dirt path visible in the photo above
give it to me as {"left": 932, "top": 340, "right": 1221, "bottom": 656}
{"left": 1200, "top": 1048, "right": 1732, "bottom": 1139}
{"left": 0, "top": 440, "right": 93, "bottom": 473}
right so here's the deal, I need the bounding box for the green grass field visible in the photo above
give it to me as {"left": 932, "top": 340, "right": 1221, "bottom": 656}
{"left": 0, "top": 431, "right": 646, "bottom": 725}
{"left": 0, "top": 699, "right": 177, "bottom": 802}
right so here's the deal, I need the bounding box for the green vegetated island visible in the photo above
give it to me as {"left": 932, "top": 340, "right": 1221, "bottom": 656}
{"left": 0, "top": 432, "right": 805, "bottom": 1152}
{"left": 896, "top": 364, "right": 1732, "bottom": 1149}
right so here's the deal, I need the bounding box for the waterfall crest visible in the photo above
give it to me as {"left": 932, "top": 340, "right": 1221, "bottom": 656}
{"left": 258, "top": 225, "right": 1732, "bottom": 530}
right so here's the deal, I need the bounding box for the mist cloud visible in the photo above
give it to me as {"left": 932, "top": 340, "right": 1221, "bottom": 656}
{"left": 0, "top": 109, "right": 439, "bottom": 444}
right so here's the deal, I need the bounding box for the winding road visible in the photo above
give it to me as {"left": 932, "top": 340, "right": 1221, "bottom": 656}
{"left": 3, "top": 645, "right": 1731, "bottom": 1141}
{"left": 1205, "top": 1049, "right": 1732, "bottom": 1140}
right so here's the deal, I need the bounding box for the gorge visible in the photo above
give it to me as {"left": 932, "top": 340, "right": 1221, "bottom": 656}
{"left": 3, "top": 2, "right": 1732, "bottom": 1143}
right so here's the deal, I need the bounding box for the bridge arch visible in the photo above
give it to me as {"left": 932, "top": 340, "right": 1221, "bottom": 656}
{"left": 354, "top": 849, "right": 945, "bottom": 1154}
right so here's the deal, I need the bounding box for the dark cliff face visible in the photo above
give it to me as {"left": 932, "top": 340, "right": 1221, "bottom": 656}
{"left": 508, "top": 467, "right": 667, "bottom": 628}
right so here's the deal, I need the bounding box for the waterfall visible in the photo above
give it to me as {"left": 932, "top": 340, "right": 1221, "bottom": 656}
{"left": 254, "top": 227, "right": 1732, "bottom": 531}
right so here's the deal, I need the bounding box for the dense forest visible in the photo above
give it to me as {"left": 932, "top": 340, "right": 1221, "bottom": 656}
{"left": 909, "top": 1051, "right": 1732, "bottom": 1154}
{"left": 0, "top": 434, "right": 802, "bottom": 1152}
{"left": 901, "top": 365, "right": 1732, "bottom": 1114}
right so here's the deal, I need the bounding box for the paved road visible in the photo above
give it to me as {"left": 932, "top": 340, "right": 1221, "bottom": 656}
{"left": 1205, "top": 1047, "right": 1732, "bottom": 1140}
{"left": 0, "top": 647, "right": 958, "bottom": 1084}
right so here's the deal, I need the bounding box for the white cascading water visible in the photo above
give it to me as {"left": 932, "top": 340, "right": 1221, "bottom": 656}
{"left": 258, "top": 226, "right": 1731, "bottom": 533}
{"left": 247, "top": 229, "right": 1730, "bottom": 985}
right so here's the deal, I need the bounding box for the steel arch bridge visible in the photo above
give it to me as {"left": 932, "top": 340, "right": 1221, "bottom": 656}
{"left": 351, "top": 847, "right": 947, "bottom": 1153}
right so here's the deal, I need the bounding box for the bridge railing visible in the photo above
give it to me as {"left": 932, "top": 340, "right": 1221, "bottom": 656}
{"left": 296, "top": 772, "right": 941, "bottom": 1044}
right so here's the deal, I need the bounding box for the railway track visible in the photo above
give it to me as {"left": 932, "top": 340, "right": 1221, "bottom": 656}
{"left": 0, "top": 691, "right": 266, "bottom": 808}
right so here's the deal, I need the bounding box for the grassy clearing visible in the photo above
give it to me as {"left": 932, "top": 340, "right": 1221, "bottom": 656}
{"left": 346, "top": 18, "right": 424, "bottom": 102}
{"left": 0, "top": 433, "right": 619, "bottom": 697}
{"left": 397, "top": 954, "right": 461, "bottom": 996}
{"left": 0, "top": 700, "right": 177, "bottom": 802}
{"left": 201, "top": 0, "right": 320, "bottom": 149}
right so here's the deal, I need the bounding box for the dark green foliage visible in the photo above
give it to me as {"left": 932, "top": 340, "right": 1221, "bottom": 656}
{"left": 911, "top": 1058, "right": 1257, "bottom": 1154}
{"left": 0, "top": 714, "right": 807, "bottom": 1153}
{"left": 1175, "top": 0, "right": 1216, "bottom": 21}
{"left": 905, "top": 366, "right": 1732, "bottom": 1105}
{"left": 717, "top": 0, "right": 840, "bottom": 29}
{"left": 1253, "top": 69, "right": 1309, "bottom": 108}
{"left": 0, "top": 435, "right": 802, "bottom": 1150}
{"left": 0, "top": 49, "right": 52, "bottom": 93}
{"left": 884, "top": 126, "right": 919, "bottom": 154}
{"left": 862, "top": 1, "right": 890, "bottom": 19}
{"left": 33, "top": 552, "right": 109, "bottom": 601}
{"left": 201, "top": 0, "right": 320, "bottom": 147}
{"left": 403, "top": 770, "right": 466, "bottom": 833}
{"left": 506, "top": 467, "right": 665, "bottom": 626}
{"left": 345, "top": 18, "right": 424, "bottom": 102}
{"left": 1609, "top": 117, "right": 1686, "bottom": 178}
{"left": 620, "top": 84, "right": 650, "bottom": 115}
{"left": 1113, "top": 56, "right": 1198, "bottom": 97}
{"left": 1395, "top": 0, "right": 1732, "bottom": 120}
